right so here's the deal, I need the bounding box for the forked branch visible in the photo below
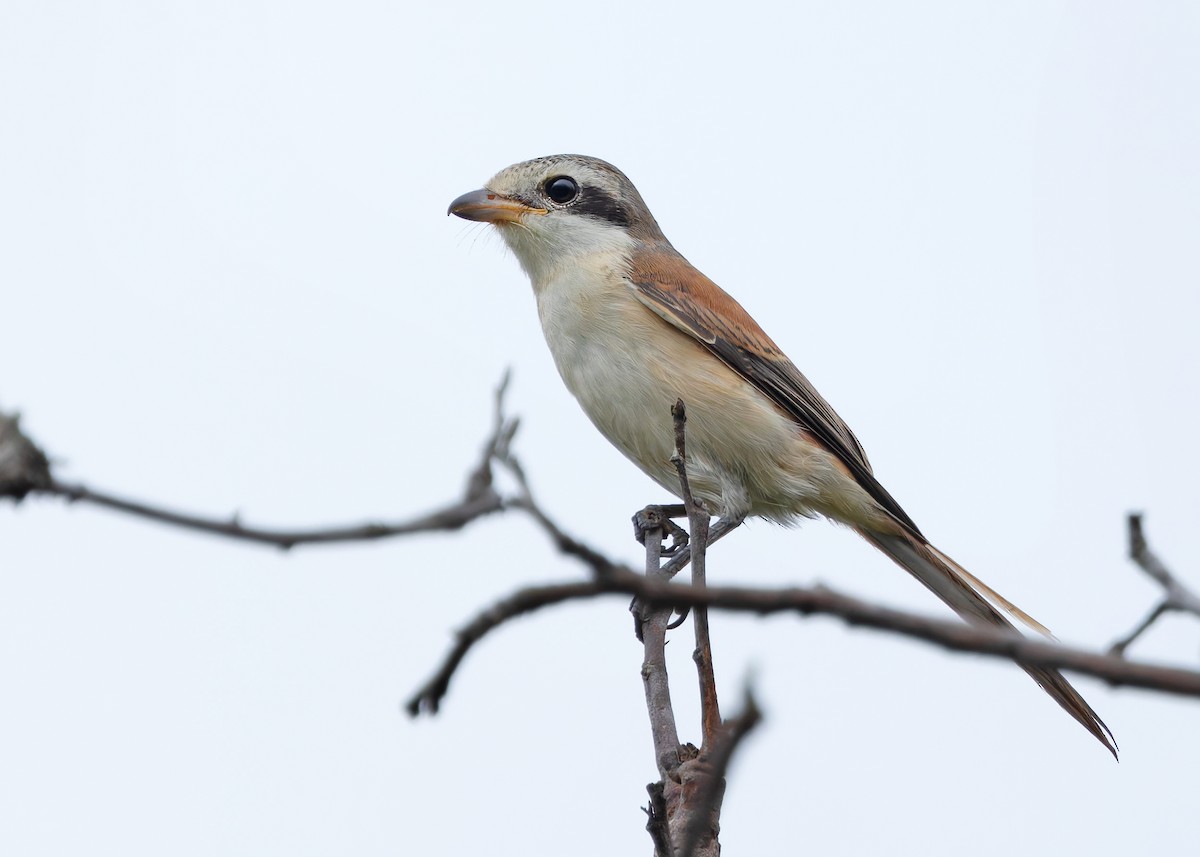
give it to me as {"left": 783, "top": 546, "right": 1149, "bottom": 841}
{"left": 1109, "top": 513, "right": 1200, "bottom": 656}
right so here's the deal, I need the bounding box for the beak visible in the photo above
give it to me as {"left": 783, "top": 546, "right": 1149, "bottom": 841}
{"left": 447, "top": 189, "right": 548, "bottom": 223}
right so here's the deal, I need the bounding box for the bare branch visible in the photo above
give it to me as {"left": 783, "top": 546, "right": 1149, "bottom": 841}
{"left": 2, "top": 379, "right": 520, "bottom": 549}
{"left": 44, "top": 477, "right": 505, "bottom": 549}
{"left": 676, "top": 687, "right": 763, "bottom": 857}
{"left": 2, "top": 382, "right": 734, "bottom": 571}
{"left": 643, "top": 781, "right": 674, "bottom": 857}
{"left": 1110, "top": 603, "right": 1173, "bottom": 659}
{"left": 669, "top": 400, "right": 722, "bottom": 748}
{"left": 501, "top": 464, "right": 621, "bottom": 577}
{"left": 404, "top": 578, "right": 610, "bottom": 716}
{"left": 406, "top": 570, "right": 1200, "bottom": 715}
{"left": 1128, "top": 513, "right": 1200, "bottom": 611}
{"left": 1110, "top": 513, "right": 1200, "bottom": 656}
{"left": 638, "top": 511, "right": 683, "bottom": 780}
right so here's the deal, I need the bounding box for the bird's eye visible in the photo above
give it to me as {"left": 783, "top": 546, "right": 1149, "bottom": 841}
{"left": 544, "top": 176, "right": 579, "bottom": 204}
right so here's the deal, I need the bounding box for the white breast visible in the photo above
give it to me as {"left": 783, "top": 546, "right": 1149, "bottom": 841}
{"left": 504, "top": 224, "right": 883, "bottom": 527}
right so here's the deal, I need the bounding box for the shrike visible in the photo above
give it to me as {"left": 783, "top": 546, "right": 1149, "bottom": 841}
{"left": 449, "top": 154, "right": 1115, "bottom": 757}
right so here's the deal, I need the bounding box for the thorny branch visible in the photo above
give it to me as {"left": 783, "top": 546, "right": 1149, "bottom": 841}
{"left": 1110, "top": 513, "right": 1200, "bottom": 656}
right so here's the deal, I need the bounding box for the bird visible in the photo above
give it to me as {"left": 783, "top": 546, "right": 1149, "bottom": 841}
{"left": 448, "top": 153, "right": 1116, "bottom": 757}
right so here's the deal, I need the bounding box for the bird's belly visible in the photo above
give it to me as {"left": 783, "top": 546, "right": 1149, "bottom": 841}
{"left": 536, "top": 275, "right": 874, "bottom": 524}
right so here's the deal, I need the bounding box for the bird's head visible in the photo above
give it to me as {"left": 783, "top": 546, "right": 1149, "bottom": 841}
{"left": 448, "top": 154, "right": 667, "bottom": 284}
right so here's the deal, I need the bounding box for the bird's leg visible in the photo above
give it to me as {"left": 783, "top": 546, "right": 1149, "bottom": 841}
{"left": 632, "top": 518, "right": 746, "bottom": 637}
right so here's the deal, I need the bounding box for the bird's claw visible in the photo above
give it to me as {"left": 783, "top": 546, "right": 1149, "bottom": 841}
{"left": 632, "top": 505, "right": 690, "bottom": 554}
{"left": 666, "top": 606, "right": 691, "bottom": 629}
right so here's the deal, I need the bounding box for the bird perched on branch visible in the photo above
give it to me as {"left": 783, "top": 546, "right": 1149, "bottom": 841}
{"left": 449, "top": 153, "right": 1116, "bottom": 757}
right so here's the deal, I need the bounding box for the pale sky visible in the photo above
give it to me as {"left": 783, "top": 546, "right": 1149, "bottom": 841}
{"left": 2, "top": 3, "right": 1198, "bottom": 855}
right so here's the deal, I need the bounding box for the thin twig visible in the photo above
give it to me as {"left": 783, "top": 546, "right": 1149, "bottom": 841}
{"left": 503, "top": 482, "right": 620, "bottom": 577}
{"left": 404, "top": 578, "right": 605, "bottom": 716}
{"left": 5, "top": 379, "right": 520, "bottom": 549}
{"left": 670, "top": 400, "right": 721, "bottom": 748}
{"left": 1110, "top": 603, "right": 1172, "bottom": 658}
{"left": 1110, "top": 513, "right": 1200, "bottom": 656}
{"left": 481, "top": 374, "right": 622, "bottom": 576}
{"left": 45, "top": 477, "right": 506, "bottom": 549}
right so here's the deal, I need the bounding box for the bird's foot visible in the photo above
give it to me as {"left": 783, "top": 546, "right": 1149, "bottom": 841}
{"left": 631, "top": 504, "right": 693, "bottom": 640}
{"left": 631, "top": 503, "right": 689, "bottom": 554}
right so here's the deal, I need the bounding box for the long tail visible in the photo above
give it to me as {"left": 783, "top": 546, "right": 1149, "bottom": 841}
{"left": 856, "top": 527, "right": 1118, "bottom": 759}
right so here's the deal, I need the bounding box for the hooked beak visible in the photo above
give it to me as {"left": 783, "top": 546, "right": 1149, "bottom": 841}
{"left": 447, "top": 189, "right": 548, "bottom": 223}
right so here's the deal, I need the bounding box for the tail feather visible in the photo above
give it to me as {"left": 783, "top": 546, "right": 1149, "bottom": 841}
{"left": 926, "top": 543, "right": 1052, "bottom": 638}
{"left": 857, "top": 527, "right": 1118, "bottom": 759}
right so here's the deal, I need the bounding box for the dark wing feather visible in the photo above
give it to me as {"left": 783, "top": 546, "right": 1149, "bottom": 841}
{"left": 628, "top": 248, "right": 923, "bottom": 539}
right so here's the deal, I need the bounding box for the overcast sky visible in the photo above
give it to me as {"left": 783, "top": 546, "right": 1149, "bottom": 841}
{"left": 3, "top": 2, "right": 1198, "bottom": 855}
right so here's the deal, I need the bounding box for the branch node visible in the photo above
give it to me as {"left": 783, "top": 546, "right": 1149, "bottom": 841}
{"left": 0, "top": 410, "right": 53, "bottom": 501}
